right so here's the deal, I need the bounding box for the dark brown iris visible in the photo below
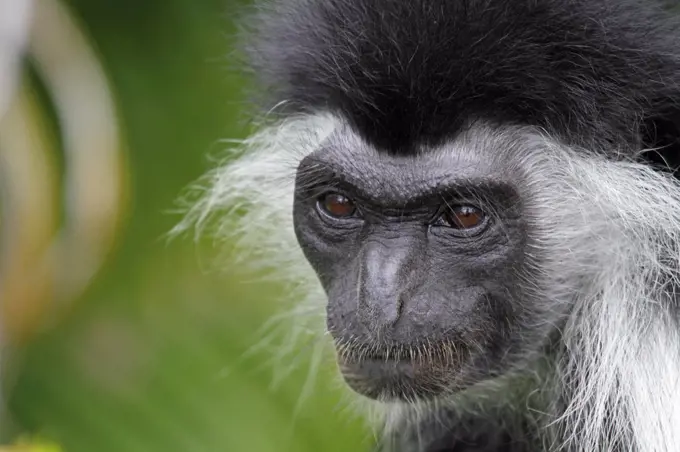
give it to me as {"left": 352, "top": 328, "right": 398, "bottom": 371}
{"left": 318, "top": 193, "right": 356, "bottom": 218}
{"left": 442, "top": 205, "right": 485, "bottom": 229}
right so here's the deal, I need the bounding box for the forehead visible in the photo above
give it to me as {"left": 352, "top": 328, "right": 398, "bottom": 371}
{"left": 300, "top": 123, "right": 528, "bottom": 200}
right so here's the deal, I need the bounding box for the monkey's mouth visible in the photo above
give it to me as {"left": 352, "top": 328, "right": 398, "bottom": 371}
{"left": 335, "top": 343, "right": 467, "bottom": 401}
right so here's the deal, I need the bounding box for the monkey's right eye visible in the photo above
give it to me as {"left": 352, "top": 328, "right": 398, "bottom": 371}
{"left": 317, "top": 193, "right": 357, "bottom": 219}
{"left": 433, "top": 204, "right": 487, "bottom": 232}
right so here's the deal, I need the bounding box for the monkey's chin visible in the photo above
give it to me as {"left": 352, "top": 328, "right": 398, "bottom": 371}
{"left": 337, "top": 355, "right": 463, "bottom": 401}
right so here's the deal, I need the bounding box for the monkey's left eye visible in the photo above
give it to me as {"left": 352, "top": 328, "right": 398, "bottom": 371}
{"left": 437, "top": 205, "right": 486, "bottom": 230}
{"left": 317, "top": 192, "right": 357, "bottom": 219}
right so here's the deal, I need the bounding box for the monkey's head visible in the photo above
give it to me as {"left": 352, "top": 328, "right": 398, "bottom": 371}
{"left": 177, "top": 0, "right": 680, "bottom": 435}
{"left": 243, "top": 0, "right": 680, "bottom": 404}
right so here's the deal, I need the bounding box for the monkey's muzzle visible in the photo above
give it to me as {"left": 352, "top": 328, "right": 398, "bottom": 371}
{"left": 335, "top": 343, "right": 466, "bottom": 401}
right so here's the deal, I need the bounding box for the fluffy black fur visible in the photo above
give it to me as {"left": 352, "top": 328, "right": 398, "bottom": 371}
{"left": 243, "top": 0, "right": 680, "bottom": 160}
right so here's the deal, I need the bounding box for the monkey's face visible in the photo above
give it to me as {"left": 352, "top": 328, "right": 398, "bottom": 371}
{"left": 292, "top": 127, "right": 562, "bottom": 402}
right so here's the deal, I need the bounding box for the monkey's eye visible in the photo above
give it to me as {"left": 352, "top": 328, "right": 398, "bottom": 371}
{"left": 317, "top": 192, "right": 357, "bottom": 219}
{"left": 437, "top": 205, "right": 486, "bottom": 230}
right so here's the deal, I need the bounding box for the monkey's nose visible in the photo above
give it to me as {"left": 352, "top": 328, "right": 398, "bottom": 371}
{"left": 357, "top": 239, "right": 419, "bottom": 331}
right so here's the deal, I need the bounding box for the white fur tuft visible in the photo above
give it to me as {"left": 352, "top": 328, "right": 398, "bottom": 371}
{"left": 172, "top": 112, "right": 339, "bottom": 383}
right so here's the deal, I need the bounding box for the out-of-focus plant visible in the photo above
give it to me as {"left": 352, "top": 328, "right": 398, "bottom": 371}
{"left": 0, "top": 2, "right": 126, "bottom": 446}
{"left": 0, "top": 0, "right": 128, "bottom": 345}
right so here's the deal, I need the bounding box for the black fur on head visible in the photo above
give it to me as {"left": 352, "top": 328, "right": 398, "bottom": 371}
{"left": 242, "top": 0, "right": 680, "bottom": 158}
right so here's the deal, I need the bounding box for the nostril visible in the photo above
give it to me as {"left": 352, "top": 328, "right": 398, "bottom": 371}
{"left": 360, "top": 293, "right": 403, "bottom": 330}
{"left": 393, "top": 291, "right": 406, "bottom": 326}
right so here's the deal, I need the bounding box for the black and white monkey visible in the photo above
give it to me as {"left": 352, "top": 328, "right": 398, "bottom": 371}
{"left": 177, "top": 0, "right": 680, "bottom": 450}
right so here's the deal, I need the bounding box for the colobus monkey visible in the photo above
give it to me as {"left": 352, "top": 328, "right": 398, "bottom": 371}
{"left": 177, "top": 0, "right": 680, "bottom": 450}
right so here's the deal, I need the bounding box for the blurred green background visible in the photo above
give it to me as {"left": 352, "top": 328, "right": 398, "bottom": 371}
{"left": 1, "top": 1, "right": 369, "bottom": 451}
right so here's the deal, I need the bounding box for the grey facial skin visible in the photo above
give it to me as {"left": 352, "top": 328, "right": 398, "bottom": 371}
{"left": 292, "top": 126, "right": 550, "bottom": 401}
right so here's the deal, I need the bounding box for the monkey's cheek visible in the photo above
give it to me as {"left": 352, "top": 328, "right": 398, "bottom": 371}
{"left": 336, "top": 356, "right": 464, "bottom": 401}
